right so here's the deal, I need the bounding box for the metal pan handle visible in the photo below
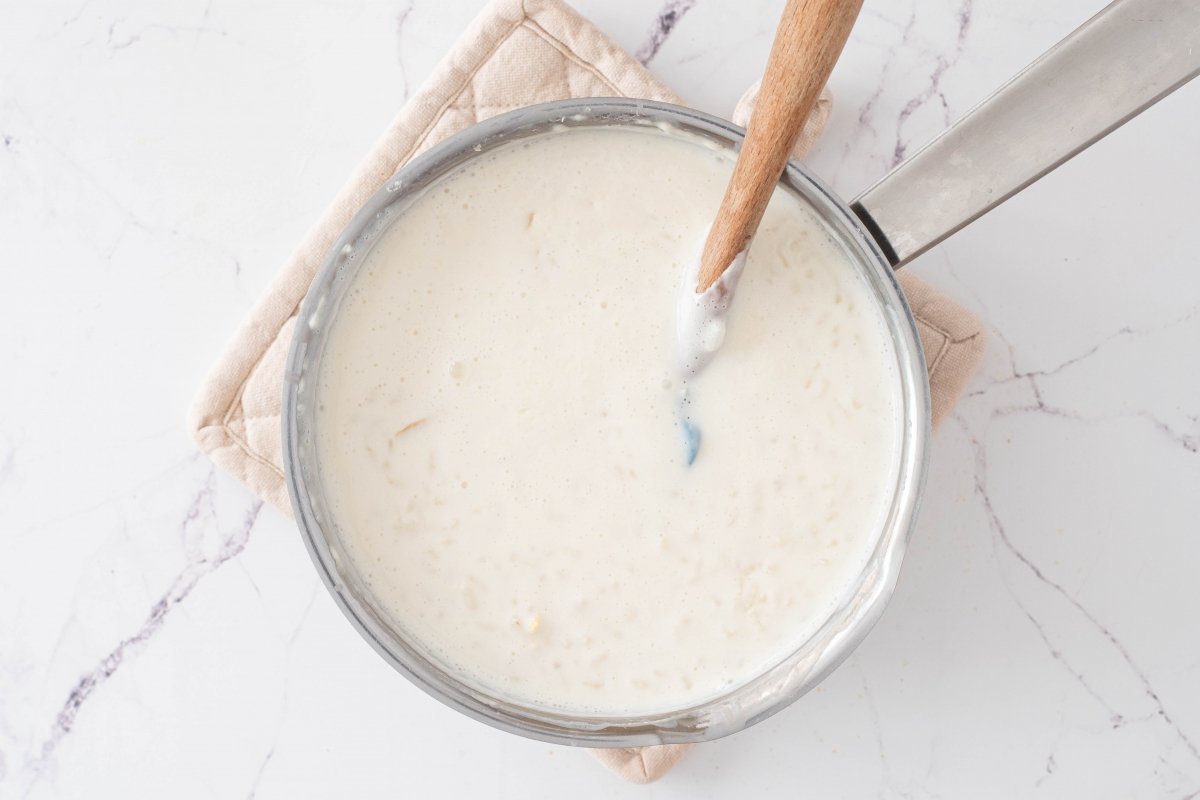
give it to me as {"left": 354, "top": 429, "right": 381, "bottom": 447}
{"left": 851, "top": 0, "right": 1200, "bottom": 268}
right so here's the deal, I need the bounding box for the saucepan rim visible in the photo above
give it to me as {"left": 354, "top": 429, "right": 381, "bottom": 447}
{"left": 281, "top": 97, "right": 931, "bottom": 747}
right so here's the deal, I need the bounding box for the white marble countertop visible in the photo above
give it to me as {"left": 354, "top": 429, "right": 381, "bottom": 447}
{"left": 2, "top": 0, "right": 1198, "bottom": 796}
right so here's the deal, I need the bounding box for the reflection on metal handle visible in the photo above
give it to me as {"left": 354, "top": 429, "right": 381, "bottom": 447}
{"left": 852, "top": 0, "right": 1200, "bottom": 268}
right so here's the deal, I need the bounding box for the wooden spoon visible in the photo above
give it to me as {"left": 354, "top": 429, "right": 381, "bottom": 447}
{"left": 696, "top": 0, "right": 864, "bottom": 292}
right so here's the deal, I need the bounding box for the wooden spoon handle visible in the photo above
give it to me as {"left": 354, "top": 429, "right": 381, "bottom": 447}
{"left": 696, "top": 0, "right": 863, "bottom": 292}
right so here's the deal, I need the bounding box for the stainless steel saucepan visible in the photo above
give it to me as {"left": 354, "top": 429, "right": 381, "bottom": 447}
{"left": 282, "top": 0, "right": 1200, "bottom": 746}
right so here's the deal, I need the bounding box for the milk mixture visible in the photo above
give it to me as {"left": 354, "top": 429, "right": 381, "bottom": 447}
{"left": 315, "top": 126, "right": 903, "bottom": 715}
